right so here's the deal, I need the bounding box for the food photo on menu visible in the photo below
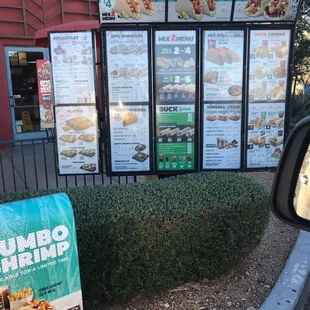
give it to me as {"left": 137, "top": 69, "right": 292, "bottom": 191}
{"left": 99, "top": 0, "right": 165, "bottom": 22}
{"left": 234, "top": 0, "right": 293, "bottom": 21}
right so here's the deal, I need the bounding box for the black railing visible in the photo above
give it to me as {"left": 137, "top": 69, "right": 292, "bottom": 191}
{"left": 0, "top": 137, "right": 136, "bottom": 194}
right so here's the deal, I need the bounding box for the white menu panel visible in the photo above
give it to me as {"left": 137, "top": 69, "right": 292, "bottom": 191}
{"left": 203, "top": 103, "right": 242, "bottom": 169}
{"left": 247, "top": 102, "right": 285, "bottom": 168}
{"left": 109, "top": 104, "right": 150, "bottom": 172}
{"left": 249, "top": 29, "right": 291, "bottom": 103}
{"left": 50, "top": 32, "right": 96, "bottom": 105}
{"left": 203, "top": 30, "right": 244, "bottom": 102}
{"left": 56, "top": 106, "right": 99, "bottom": 174}
{"left": 106, "top": 31, "right": 149, "bottom": 103}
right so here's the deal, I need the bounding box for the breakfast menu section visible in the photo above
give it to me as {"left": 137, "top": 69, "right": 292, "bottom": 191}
{"left": 106, "top": 30, "right": 150, "bottom": 103}
{"left": 247, "top": 102, "right": 285, "bottom": 168}
{"left": 156, "top": 105, "right": 195, "bottom": 171}
{"left": 203, "top": 30, "right": 244, "bottom": 102}
{"left": 203, "top": 103, "right": 242, "bottom": 169}
{"left": 109, "top": 104, "right": 150, "bottom": 172}
{"left": 50, "top": 31, "right": 96, "bottom": 105}
{"left": 249, "top": 29, "right": 291, "bottom": 103}
{"left": 56, "top": 106, "right": 99, "bottom": 174}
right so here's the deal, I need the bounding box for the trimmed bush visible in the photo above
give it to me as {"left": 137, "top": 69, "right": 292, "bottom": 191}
{"left": 0, "top": 172, "right": 270, "bottom": 304}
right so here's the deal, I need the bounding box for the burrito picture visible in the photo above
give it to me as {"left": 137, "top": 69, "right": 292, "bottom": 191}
{"left": 177, "top": 127, "right": 192, "bottom": 136}
{"left": 167, "top": 128, "right": 181, "bottom": 137}
{"left": 122, "top": 112, "right": 138, "bottom": 127}
{"left": 113, "top": 0, "right": 141, "bottom": 19}
{"left": 201, "top": 0, "right": 216, "bottom": 16}
{"left": 158, "top": 128, "right": 172, "bottom": 137}
{"left": 137, "top": 0, "right": 154, "bottom": 15}
{"left": 186, "top": 128, "right": 195, "bottom": 137}
{"left": 159, "top": 84, "right": 173, "bottom": 94}
{"left": 176, "top": 0, "right": 203, "bottom": 20}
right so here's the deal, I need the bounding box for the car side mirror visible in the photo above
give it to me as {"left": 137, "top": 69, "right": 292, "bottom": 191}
{"left": 272, "top": 116, "right": 310, "bottom": 231}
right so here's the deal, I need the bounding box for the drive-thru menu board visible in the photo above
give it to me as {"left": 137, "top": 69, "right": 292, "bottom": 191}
{"left": 233, "top": 0, "right": 301, "bottom": 22}
{"left": 106, "top": 30, "right": 151, "bottom": 173}
{"left": 202, "top": 30, "right": 244, "bottom": 169}
{"left": 155, "top": 30, "right": 197, "bottom": 172}
{"left": 56, "top": 106, "right": 99, "bottom": 174}
{"left": 246, "top": 29, "right": 290, "bottom": 168}
{"left": 168, "top": 0, "right": 232, "bottom": 22}
{"left": 50, "top": 32, "right": 96, "bottom": 105}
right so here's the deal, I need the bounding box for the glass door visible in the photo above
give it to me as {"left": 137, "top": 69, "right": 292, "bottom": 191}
{"left": 4, "top": 46, "right": 49, "bottom": 140}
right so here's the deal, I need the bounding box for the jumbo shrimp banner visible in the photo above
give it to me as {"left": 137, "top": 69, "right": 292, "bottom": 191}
{"left": 36, "top": 60, "right": 55, "bottom": 129}
{"left": 0, "top": 193, "right": 83, "bottom": 310}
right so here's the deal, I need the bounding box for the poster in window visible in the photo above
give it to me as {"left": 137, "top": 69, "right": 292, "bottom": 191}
{"left": 36, "top": 60, "right": 55, "bottom": 129}
{"left": 154, "top": 30, "right": 197, "bottom": 172}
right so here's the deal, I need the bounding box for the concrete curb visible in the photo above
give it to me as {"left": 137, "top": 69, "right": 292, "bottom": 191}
{"left": 260, "top": 230, "right": 310, "bottom": 310}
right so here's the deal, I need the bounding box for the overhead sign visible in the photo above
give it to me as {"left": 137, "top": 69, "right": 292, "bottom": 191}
{"left": 98, "top": 0, "right": 165, "bottom": 23}
{"left": 0, "top": 193, "right": 83, "bottom": 310}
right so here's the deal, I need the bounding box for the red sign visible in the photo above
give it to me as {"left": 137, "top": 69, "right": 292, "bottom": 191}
{"left": 36, "top": 60, "right": 55, "bottom": 129}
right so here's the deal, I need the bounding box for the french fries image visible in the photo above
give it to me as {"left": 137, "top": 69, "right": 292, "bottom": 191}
{"left": 8, "top": 287, "right": 33, "bottom": 302}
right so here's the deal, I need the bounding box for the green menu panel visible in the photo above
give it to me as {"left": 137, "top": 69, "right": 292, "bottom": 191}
{"left": 156, "top": 104, "right": 195, "bottom": 171}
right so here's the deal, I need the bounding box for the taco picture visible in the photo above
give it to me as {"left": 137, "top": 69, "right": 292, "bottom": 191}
{"left": 244, "top": 0, "right": 268, "bottom": 16}
{"left": 113, "top": 0, "right": 141, "bottom": 19}
{"left": 200, "top": 0, "right": 216, "bottom": 16}
{"left": 176, "top": 0, "right": 203, "bottom": 20}
{"left": 137, "top": 0, "right": 154, "bottom": 15}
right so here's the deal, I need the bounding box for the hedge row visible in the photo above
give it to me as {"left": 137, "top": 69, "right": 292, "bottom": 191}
{"left": 0, "top": 172, "right": 270, "bottom": 304}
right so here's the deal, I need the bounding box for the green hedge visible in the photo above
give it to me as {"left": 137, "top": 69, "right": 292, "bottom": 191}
{"left": 0, "top": 172, "right": 270, "bottom": 304}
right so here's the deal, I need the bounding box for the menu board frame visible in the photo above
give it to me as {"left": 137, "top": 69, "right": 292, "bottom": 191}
{"left": 49, "top": 30, "right": 102, "bottom": 176}
{"left": 200, "top": 27, "right": 247, "bottom": 171}
{"left": 153, "top": 28, "right": 199, "bottom": 174}
{"left": 101, "top": 27, "right": 154, "bottom": 176}
{"left": 244, "top": 25, "right": 295, "bottom": 171}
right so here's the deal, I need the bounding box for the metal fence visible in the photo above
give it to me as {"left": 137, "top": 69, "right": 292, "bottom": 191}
{"left": 0, "top": 137, "right": 136, "bottom": 194}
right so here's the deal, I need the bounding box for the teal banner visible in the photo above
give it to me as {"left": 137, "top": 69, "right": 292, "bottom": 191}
{"left": 0, "top": 193, "right": 82, "bottom": 310}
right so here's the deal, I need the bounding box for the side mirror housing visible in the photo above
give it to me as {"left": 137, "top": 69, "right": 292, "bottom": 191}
{"left": 272, "top": 116, "right": 310, "bottom": 231}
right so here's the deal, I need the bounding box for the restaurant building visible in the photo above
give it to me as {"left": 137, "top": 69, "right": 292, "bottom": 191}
{"left": 0, "top": 0, "right": 98, "bottom": 141}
